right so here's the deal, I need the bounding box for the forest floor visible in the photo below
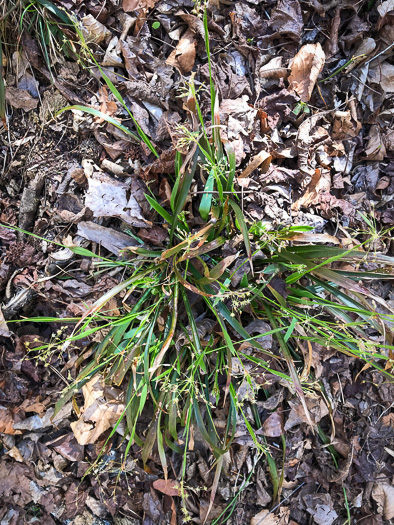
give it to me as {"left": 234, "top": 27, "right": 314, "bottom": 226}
{"left": 1, "top": 0, "right": 394, "bottom": 524}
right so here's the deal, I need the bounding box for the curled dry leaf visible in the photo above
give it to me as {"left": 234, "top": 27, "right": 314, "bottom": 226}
{"left": 262, "top": 407, "right": 284, "bottom": 437}
{"left": 238, "top": 150, "right": 271, "bottom": 179}
{"left": 166, "top": 29, "right": 197, "bottom": 74}
{"left": 288, "top": 43, "right": 325, "bottom": 102}
{"left": 81, "top": 14, "right": 111, "bottom": 44}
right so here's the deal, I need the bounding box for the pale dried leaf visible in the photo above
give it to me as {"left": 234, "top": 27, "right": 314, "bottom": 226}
{"left": 251, "top": 507, "right": 289, "bottom": 525}
{"left": 251, "top": 510, "right": 279, "bottom": 525}
{"left": 377, "top": 0, "right": 394, "bottom": 18}
{"left": 70, "top": 377, "right": 125, "bottom": 445}
{"left": 85, "top": 173, "right": 148, "bottom": 227}
{"left": 288, "top": 44, "right": 325, "bottom": 102}
{"left": 372, "top": 483, "right": 394, "bottom": 520}
{"left": 6, "top": 446, "right": 24, "bottom": 462}
{"left": 78, "top": 221, "right": 139, "bottom": 255}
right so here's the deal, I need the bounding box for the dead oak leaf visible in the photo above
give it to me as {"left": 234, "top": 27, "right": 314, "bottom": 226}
{"left": 288, "top": 43, "right": 325, "bottom": 102}
{"left": 70, "top": 377, "right": 125, "bottom": 445}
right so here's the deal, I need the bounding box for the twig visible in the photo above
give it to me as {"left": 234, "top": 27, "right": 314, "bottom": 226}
{"left": 362, "top": 42, "right": 394, "bottom": 67}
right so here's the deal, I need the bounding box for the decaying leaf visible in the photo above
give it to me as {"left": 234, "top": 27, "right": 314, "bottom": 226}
{"left": 5, "top": 87, "right": 38, "bottom": 111}
{"left": 284, "top": 394, "right": 329, "bottom": 430}
{"left": 304, "top": 493, "right": 338, "bottom": 525}
{"left": 85, "top": 173, "right": 148, "bottom": 227}
{"left": 268, "top": 0, "right": 303, "bottom": 40}
{"left": 70, "top": 377, "right": 125, "bottom": 445}
{"left": 369, "top": 63, "right": 394, "bottom": 93}
{"left": 288, "top": 43, "right": 325, "bottom": 102}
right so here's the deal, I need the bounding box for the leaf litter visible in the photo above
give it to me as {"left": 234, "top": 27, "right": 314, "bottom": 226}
{"left": 1, "top": 0, "right": 394, "bottom": 524}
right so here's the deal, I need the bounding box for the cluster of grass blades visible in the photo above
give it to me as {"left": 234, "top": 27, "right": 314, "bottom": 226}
{"left": 3, "top": 6, "right": 394, "bottom": 523}
{"left": 13, "top": 0, "right": 75, "bottom": 75}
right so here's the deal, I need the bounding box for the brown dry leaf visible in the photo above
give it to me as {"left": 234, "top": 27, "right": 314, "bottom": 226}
{"left": 70, "top": 377, "right": 125, "bottom": 445}
{"left": 251, "top": 506, "right": 290, "bottom": 525}
{"left": 153, "top": 479, "right": 180, "bottom": 497}
{"left": 262, "top": 408, "right": 284, "bottom": 437}
{"left": 123, "top": 0, "right": 155, "bottom": 11}
{"left": 291, "top": 169, "right": 322, "bottom": 211}
{"left": 138, "top": 225, "right": 168, "bottom": 246}
{"left": 5, "top": 87, "right": 38, "bottom": 111}
{"left": 364, "top": 125, "right": 387, "bottom": 161}
{"left": 166, "top": 29, "right": 196, "bottom": 74}
{"left": 372, "top": 484, "right": 394, "bottom": 520}
{"left": 284, "top": 394, "right": 329, "bottom": 430}
{"left": 332, "top": 110, "right": 362, "bottom": 140}
{"left": 369, "top": 63, "right": 394, "bottom": 93}
{"left": 0, "top": 407, "right": 23, "bottom": 435}
{"left": 238, "top": 150, "right": 271, "bottom": 179}
{"left": 288, "top": 44, "right": 325, "bottom": 102}
{"left": 98, "top": 87, "right": 118, "bottom": 119}
{"left": 81, "top": 14, "right": 110, "bottom": 44}
{"left": 268, "top": 0, "right": 303, "bottom": 40}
